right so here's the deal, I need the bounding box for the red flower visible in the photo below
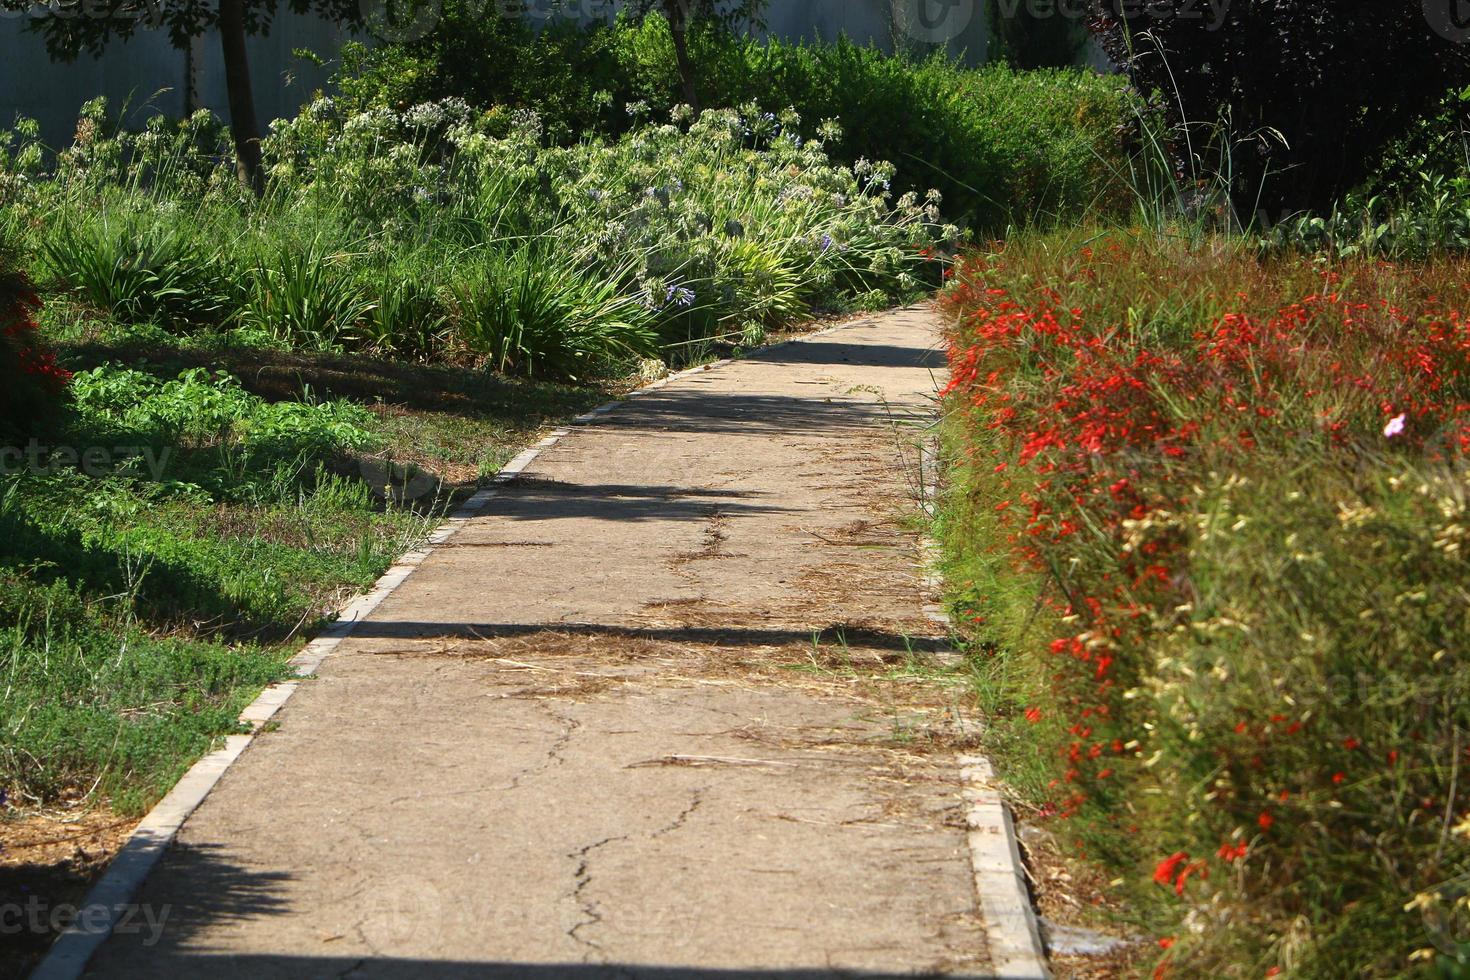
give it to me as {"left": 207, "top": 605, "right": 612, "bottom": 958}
{"left": 1258, "top": 811, "right": 1274, "bottom": 830}
{"left": 1153, "top": 851, "right": 1189, "bottom": 886}
{"left": 1217, "top": 840, "right": 1248, "bottom": 862}
{"left": 1174, "top": 860, "right": 1208, "bottom": 896}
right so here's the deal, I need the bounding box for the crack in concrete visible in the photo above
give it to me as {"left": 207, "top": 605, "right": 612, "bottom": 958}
{"left": 349, "top": 918, "right": 384, "bottom": 962}
{"left": 566, "top": 833, "right": 631, "bottom": 957}
{"left": 541, "top": 706, "right": 581, "bottom": 771}
{"left": 386, "top": 709, "right": 582, "bottom": 809}
{"left": 384, "top": 784, "right": 498, "bottom": 807}
{"left": 332, "top": 958, "right": 368, "bottom": 980}
{"left": 495, "top": 705, "right": 582, "bottom": 794}
{"left": 651, "top": 788, "right": 705, "bottom": 839}
{"left": 563, "top": 791, "right": 706, "bottom": 959}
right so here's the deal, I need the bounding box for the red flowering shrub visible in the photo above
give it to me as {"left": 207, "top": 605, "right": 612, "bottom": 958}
{"left": 1, "top": 264, "right": 70, "bottom": 438}
{"left": 939, "top": 232, "right": 1470, "bottom": 976}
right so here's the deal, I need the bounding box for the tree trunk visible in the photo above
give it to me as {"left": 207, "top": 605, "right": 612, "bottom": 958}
{"left": 218, "top": 0, "right": 264, "bottom": 195}
{"left": 663, "top": 0, "right": 700, "bottom": 113}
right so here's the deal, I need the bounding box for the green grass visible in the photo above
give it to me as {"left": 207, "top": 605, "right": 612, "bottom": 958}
{"left": 0, "top": 299, "right": 610, "bottom": 817}
{"left": 0, "top": 574, "right": 290, "bottom": 815}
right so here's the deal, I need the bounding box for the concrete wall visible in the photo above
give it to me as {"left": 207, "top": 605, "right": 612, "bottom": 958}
{"left": 762, "top": 0, "right": 989, "bottom": 61}
{"left": 0, "top": 11, "right": 351, "bottom": 148}
{"left": 0, "top": 1, "right": 991, "bottom": 150}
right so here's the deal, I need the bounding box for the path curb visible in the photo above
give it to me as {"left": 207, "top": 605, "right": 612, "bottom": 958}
{"left": 959, "top": 755, "right": 1051, "bottom": 979}
{"left": 918, "top": 434, "right": 1051, "bottom": 980}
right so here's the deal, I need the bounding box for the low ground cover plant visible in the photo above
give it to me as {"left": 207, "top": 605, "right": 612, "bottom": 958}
{"left": 936, "top": 230, "right": 1470, "bottom": 976}
{"left": 0, "top": 351, "right": 431, "bottom": 807}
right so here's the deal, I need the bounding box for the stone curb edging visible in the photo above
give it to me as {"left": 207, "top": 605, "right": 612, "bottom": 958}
{"left": 959, "top": 755, "right": 1052, "bottom": 979}
{"left": 917, "top": 433, "right": 1051, "bottom": 980}
{"left": 27, "top": 311, "right": 947, "bottom": 980}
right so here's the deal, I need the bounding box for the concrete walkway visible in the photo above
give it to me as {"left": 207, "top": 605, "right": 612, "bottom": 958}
{"left": 84, "top": 308, "right": 996, "bottom": 979}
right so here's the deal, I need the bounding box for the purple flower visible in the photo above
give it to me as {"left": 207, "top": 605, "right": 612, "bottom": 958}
{"left": 820, "top": 234, "right": 834, "bottom": 253}
{"left": 665, "top": 285, "right": 696, "bottom": 308}
{"left": 1383, "top": 413, "right": 1407, "bottom": 438}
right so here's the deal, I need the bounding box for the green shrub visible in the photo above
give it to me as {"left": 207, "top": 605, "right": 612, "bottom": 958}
{"left": 330, "top": 15, "right": 1133, "bottom": 231}
{"left": 451, "top": 246, "right": 658, "bottom": 378}
{"left": 71, "top": 364, "right": 373, "bottom": 457}
{"left": 985, "top": 0, "right": 1089, "bottom": 69}
{"left": 240, "top": 241, "right": 377, "bottom": 351}
{"left": 726, "top": 40, "right": 1132, "bottom": 230}
{"left": 41, "top": 212, "right": 235, "bottom": 329}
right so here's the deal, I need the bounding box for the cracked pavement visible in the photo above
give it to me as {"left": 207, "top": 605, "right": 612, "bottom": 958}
{"left": 83, "top": 308, "right": 995, "bottom": 979}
